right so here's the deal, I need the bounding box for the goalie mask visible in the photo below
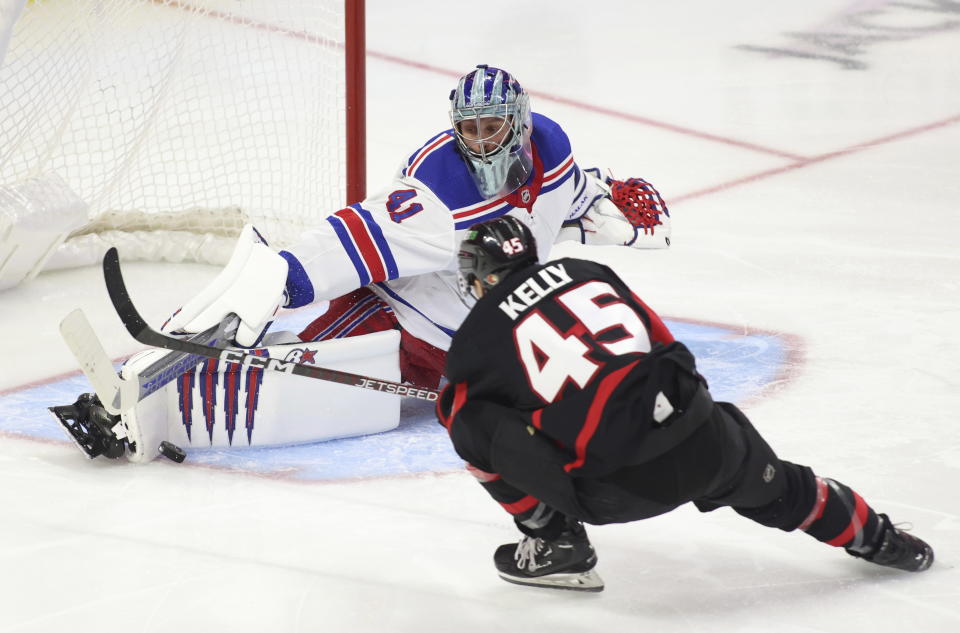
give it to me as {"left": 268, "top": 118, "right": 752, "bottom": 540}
{"left": 458, "top": 216, "right": 538, "bottom": 302}
{"left": 450, "top": 65, "right": 533, "bottom": 198}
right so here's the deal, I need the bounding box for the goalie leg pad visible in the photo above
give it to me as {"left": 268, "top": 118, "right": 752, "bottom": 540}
{"left": 121, "top": 330, "right": 403, "bottom": 461}
{"left": 120, "top": 348, "right": 182, "bottom": 463}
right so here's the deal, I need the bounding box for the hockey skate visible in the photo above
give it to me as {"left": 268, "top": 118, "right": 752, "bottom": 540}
{"left": 494, "top": 521, "right": 604, "bottom": 592}
{"left": 847, "top": 514, "right": 934, "bottom": 572}
{"left": 49, "top": 393, "right": 128, "bottom": 459}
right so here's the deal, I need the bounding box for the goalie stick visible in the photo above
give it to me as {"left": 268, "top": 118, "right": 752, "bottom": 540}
{"left": 52, "top": 308, "right": 236, "bottom": 460}
{"left": 59, "top": 308, "right": 136, "bottom": 416}
{"left": 103, "top": 247, "right": 440, "bottom": 403}
{"left": 59, "top": 308, "right": 234, "bottom": 415}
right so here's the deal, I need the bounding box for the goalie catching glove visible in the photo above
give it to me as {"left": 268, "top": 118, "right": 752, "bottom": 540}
{"left": 162, "top": 224, "right": 289, "bottom": 347}
{"left": 559, "top": 168, "right": 671, "bottom": 249}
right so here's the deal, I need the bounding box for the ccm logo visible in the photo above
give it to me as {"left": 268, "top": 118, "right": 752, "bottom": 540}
{"left": 220, "top": 350, "right": 295, "bottom": 373}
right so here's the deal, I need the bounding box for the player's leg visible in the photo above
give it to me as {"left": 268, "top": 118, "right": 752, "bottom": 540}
{"left": 698, "top": 403, "right": 933, "bottom": 572}
{"left": 492, "top": 509, "right": 603, "bottom": 592}
{"left": 297, "top": 288, "right": 397, "bottom": 341}
{"left": 298, "top": 287, "right": 446, "bottom": 388}
{"left": 459, "top": 440, "right": 603, "bottom": 591}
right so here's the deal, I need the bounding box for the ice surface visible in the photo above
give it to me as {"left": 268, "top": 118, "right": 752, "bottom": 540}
{"left": 1, "top": 1, "right": 958, "bottom": 631}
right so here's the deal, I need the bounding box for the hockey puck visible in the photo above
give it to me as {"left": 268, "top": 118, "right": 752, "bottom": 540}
{"left": 158, "top": 441, "right": 186, "bottom": 463}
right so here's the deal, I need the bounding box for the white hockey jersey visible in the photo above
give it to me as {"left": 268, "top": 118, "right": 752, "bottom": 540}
{"left": 281, "top": 113, "right": 604, "bottom": 351}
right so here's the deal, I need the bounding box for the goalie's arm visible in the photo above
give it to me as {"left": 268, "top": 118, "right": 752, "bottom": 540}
{"left": 163, "top": 178, "right": 455, "bottom": 344}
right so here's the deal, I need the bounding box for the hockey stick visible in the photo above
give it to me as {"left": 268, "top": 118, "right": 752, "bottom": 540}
{"left": 59, "top": 309, "right": 236, "bottom": 415}
{"left": 59, "top": 309, "right": 137, "bottom": 415}
{"left": 102, "top": 247, "right": 440, "bottom": 402}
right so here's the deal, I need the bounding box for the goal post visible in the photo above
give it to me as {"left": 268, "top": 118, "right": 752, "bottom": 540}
{"left": 345, "top": 0, "right": 366, "bottom": 207}
{"left": 0, "top": 0, "right": 366, "bottom": 288}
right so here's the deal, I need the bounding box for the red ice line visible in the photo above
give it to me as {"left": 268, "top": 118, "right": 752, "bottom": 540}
{"left": 670, "top": 113, "right": 960, "bottom": 203}
{"left": 154, "top": 2, "right": 960, "bottom": 199}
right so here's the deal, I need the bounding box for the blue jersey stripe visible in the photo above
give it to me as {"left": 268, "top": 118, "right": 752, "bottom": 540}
{"left": 314, "top": 293, "right": 379, "bottom": 340}
{"left": 403, "top": 131, "right": 453, "bottom": 177}
{"left": 352, "top": 204, "right": 400, "bottom": 280}
{"left": 327, "top": 215, "right": 371, "bottom": 286}
{"left": 541, "top": 164, "right": 576, "bottom": 195}
{"left": 338, "top": 304, "right": 385, "bottom": 338}
{"left": 375, "top": 283, "right": 456, "bottom": 338}
{"left": 453, "top": 204, "right": 516, "bottom": 230}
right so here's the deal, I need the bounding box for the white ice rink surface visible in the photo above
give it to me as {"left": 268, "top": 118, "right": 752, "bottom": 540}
{"left": 2, "top": 1, "right": 959, "bottom": 631}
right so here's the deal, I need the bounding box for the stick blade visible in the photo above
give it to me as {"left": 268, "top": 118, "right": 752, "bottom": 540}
{"left": 59, "top": 309, "right": 127, "bottom": 414}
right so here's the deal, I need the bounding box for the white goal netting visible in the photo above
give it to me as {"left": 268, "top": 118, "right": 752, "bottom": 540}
{"left": 0, "top": 0, "right": 356, "bottom": 274}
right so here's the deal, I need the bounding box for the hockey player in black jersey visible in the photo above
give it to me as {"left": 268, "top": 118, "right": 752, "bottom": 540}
{"left": 437, "top": 216, "right": 934, "bottom": 592}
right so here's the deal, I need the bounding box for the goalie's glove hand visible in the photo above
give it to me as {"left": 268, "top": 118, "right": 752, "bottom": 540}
{"left": 560, "top": 168, "right": 671, "bottom": 249}
{"left": 162, "top": 224, "right": 289, "bottom": 347}
{"left": 607, "top": 176, "right": 669, "bottom": 235}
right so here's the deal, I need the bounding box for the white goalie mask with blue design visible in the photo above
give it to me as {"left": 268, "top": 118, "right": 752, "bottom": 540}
{"left": 449, "top": 65, "right": 533, "bottom": 199}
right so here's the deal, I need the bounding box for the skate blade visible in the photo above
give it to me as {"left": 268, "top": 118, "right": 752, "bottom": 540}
{"left": 497, "top": 568, "right": 604, "bottom": 592}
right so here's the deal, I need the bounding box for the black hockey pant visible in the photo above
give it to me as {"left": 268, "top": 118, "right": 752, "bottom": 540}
{"left": 576, "top": 400, "right": 883, "bottom": 552}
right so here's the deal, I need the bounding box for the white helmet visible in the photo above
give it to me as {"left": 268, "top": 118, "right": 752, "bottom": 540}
{"left": 449, "top": 65, "right": 533, "bottom": 198}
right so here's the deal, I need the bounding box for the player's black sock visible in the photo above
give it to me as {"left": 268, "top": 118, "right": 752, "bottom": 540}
{"left": 796, "top": 477, "right": 882, "bottom": 553}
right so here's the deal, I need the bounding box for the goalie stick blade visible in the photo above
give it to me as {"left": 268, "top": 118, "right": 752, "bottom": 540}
{"left": 102, "top": 247, "right": 440, "bottom": 402}
{"left": 59, "top": 309, "right": 136, "bottom": 415}
{"left": 61, "top": 306, "right": 229, "bottom": 415}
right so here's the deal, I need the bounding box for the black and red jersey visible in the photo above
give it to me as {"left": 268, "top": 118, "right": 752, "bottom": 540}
{"left": 437, "top": 258, "right": 709, "bottom": 525}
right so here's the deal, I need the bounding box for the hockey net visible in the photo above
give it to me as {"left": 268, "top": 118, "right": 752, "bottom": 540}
{"left": 0, "top": 0, "right": 364, "bottom": 279}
